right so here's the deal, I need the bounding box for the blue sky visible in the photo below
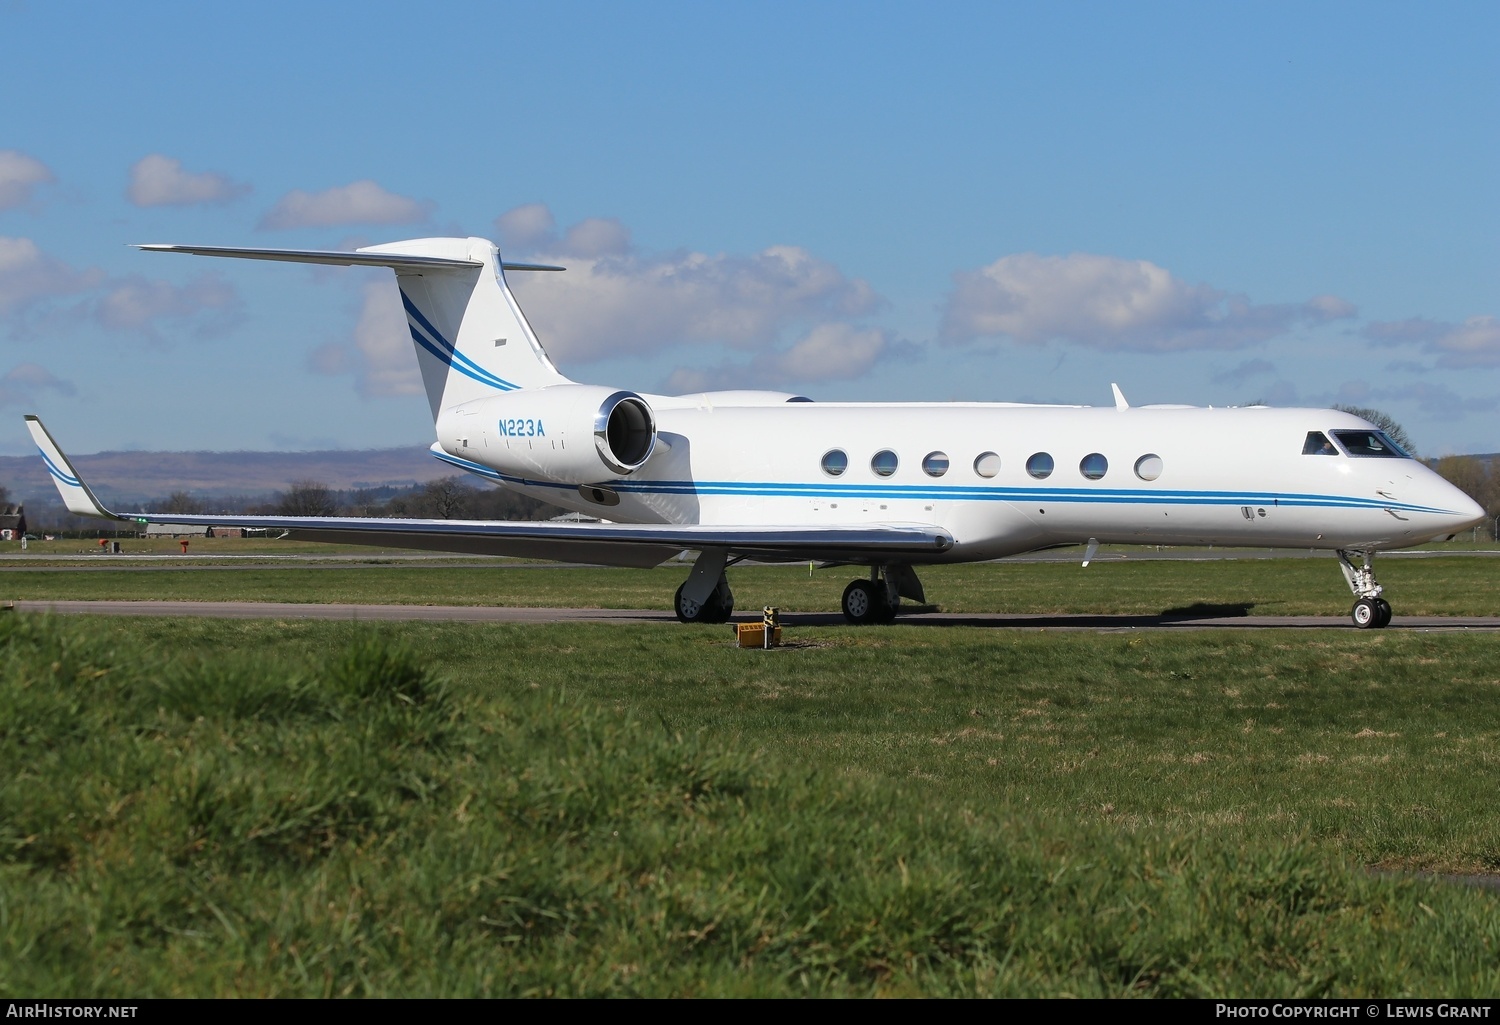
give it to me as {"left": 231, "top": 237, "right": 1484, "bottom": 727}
{"left": 2, "top": 1, "right": 1496, "bottom": 457}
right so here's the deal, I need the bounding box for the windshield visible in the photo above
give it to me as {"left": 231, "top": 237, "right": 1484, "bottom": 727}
{"left": 1302, "top": 431, "right": 1337, "bottom": 456}
{"left": 1331, "top": 430, "right": 1411, "bottom": 458}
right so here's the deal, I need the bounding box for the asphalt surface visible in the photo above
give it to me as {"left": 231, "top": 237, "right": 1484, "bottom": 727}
{"left": 11, "top": 599, "right": 1500, "bottom": 631}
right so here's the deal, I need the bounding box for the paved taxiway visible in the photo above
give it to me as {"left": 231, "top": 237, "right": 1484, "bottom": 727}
{"left": 12, "top": 600, "right": 1500, "bottom": 631}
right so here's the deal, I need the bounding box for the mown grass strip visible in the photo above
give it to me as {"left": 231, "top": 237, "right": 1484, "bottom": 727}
{"left": 3, "top": 615, "right": 1498, "bottom": 996}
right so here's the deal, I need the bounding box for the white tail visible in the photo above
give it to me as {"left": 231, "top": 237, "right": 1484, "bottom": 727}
{"left": 135, "top": 237, "right": 572, "bottom": 419}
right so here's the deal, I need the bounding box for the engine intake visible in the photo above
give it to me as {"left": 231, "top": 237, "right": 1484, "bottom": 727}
{"left": 595, "top": 391, "right": 656, "bottom": 474}
{"left": 440, "top": 385, "right": 658, "bottom": 484}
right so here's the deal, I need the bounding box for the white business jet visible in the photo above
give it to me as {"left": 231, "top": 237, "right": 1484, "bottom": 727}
{"left": 26, "top": 236, "right": 1484, "bottom": 629}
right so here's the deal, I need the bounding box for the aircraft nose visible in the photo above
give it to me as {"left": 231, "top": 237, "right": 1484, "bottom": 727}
{"left": 1436, "top": 481, "right": 1486, "bottom": 535}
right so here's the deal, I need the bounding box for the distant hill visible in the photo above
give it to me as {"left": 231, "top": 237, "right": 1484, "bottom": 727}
{"left": 0, "top": 445, "right": 451, "bottom": 506}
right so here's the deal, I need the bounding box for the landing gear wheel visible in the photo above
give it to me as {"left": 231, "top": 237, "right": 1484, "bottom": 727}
{"left": 1337, "top": 550, "right": 1391, "bottom": 630}
{"left": 842, "top": 580, "right": 880, "bottom": 625}
{"left": 675, "top": 581, "right": 734, "bottom": 624}
{"left": 875, "top": 594, "right": 899, "bottom": 624}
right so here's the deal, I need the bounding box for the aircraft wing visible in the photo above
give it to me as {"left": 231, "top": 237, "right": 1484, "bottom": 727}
{"left": 24, "top": 416, "right": 952, "bottom": 568}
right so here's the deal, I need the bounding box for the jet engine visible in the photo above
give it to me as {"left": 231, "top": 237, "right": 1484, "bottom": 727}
{"left": 438, "top": 385, "right": 658, "bottom": 484}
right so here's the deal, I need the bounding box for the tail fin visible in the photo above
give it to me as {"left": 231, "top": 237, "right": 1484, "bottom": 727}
{"left": 136, "top": 237, "right": 571, "bottom": 418}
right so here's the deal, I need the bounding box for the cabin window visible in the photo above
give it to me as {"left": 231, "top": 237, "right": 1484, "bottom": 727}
{"left": 871, "top": 449, "right": 899, "bottom": 477}
{"left": 973, "top": 451, "right": 1000, "bottom": 478}
{"left": 1134, "top": 454, "right": 1163, "bottom": 481}
{"left": 1302, "top": 431, "right": 1337, "bottom": 456}
{"left": 1332, "top": 430, "right": 1410, "bottom": 458}
{"left": 922, "top": 451, "right": 950, "bottom": 477}
{"left": 1026, "top": 452, "right": 1054, "bottom": 479}
{"left": 1079, "top": 453, "right": 1108, "bottom": 480}
{"left": 821, "top": 449, "right": 848, "bottom": 477}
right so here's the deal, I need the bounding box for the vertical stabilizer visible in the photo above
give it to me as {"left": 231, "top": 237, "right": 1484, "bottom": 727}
{"left": 358, "top": 237, "right": 571, "bottom": 417}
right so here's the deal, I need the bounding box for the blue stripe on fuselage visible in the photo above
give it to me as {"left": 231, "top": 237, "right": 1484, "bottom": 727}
{"left": 428, "top": 451, "right": 1455, "bottom": 516}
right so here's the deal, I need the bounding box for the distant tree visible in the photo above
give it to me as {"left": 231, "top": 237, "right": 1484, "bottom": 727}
{"left": 1435, "top": 456, "right": 1486, "bottom": 501}
{"left": 0, "top": 484, "right": 9, "bottom": 507}
{"left": 161, "top": 491, "right": 203, "bottom": 515}
{"left": 343, "top": 488, "right": 385, "bottom": 517}
{"left": 1436, "top": 456, "right": 1500, "bottom": 541}
{"left": 1332, "top": 405, "right": 1417, "bottom": 456}
{"left": 277, "top": 479, "right": 337, "bottom": 517}
{"left": 422, "top": 477, "right": 473, "bottom": 519}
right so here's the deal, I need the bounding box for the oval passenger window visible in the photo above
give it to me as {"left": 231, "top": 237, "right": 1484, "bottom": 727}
{"left": 1026, "top": 452, "right": 1054, "bottom": 479}
{"left": 1134, "top": 454, "right": 1163, "bottom": 481}
{"left": 821, "top": 449, "right": 848, "bottom": 477}
{"left": 973, "top": 452, "right": 1000, "bottom": 478}
{"left": 922, "top": 451, "right": 949, "bottom": 477}
{"left": 1080, "top": 453, "right": 1107, "bottom": 480}
{"left": 871, "top": 450, "right": 898, "bottom": 477}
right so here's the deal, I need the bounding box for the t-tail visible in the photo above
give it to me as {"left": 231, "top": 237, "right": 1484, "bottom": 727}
{"left": 136, "top": 238, "right": 572, "bottom": 419}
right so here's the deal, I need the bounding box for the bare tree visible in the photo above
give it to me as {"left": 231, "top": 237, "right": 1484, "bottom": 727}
{"left": 162, "top": 491, "right": 203, "bottom": 514}
{"left": 389, "top": 476, "right": 476, "bottom": 519}
{"left": 422, "top": 476, "right": 473, "bottom": 519}
{"left": 277, "top": 479, "right": 337, "bottom": 516}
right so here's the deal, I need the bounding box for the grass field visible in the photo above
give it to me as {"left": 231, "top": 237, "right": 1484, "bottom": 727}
{"left": 2, "top": 553, "right": 1497, "bottom": 618}
{"left": 3, "top": 606, "right": 1500, "bottom": 996}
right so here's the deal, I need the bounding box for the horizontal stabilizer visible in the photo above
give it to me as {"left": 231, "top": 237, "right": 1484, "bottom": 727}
{"left": 134, "top": 243, "right": 563, "bottom": 273}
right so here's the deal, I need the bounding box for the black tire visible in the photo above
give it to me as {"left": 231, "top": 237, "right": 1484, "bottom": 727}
{"left": 875, "top": 593, "right": 899, "bottom": 624}
{"left": 675, "top": 581, "right": 733, "bottom": 624}
{"left": 842, "top": 579, "right": 880, "bottom": 625}
{"left": 1352, "top": 598, "right": 1379, "bottom": 629}
{"left": 1374, "top": 598, "right": 1392, "bottom": 628}
{"left": 706, "top": 583, "right": 734, "bottom": 624}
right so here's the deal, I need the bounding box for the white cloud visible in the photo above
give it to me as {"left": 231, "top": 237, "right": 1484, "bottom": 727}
{"left": 0, "top": 362, "right": 75, "bottom": 407}
{"left": 1, "top": 238, "right": 239, "bottom": 342}
{"left": 91, "top": 273, "right": 240, "bottom": 336}
{"left": 0, "top": 237, "right": 100, "bottom": 313}
{"left": 0, "top": 150, "right": 54, "bottom": 210}
{"left": 940, "top": 252, "right": 1355, "bottom": 351}
{"left": 260, "top": 180, "right": 432, "bottom": 230}
{"left": 665, "top": 323, "right": 892, "bottom": 392}
{"left": 560, "top": 218, "right": 632, "bottom": 258}
{"left": 1212, "top": 358, "right": 1277, "bottom": 385}
{"left": 309, "top": 281, "right": 422, "bottom": 398}
{"left": 127, "top": 154, "right": 248, "bottom": 207}
{"left": 494, "top": 203, "right": 556, "bottom": 252}
{"left": 497, "top": 204, "right": 882, "bottom": 365}
{"left": 1367, "top": 315, "right": 1500, "bottom": 368}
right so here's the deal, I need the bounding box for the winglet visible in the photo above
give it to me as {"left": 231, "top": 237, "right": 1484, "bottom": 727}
{"left": 23, "top": 416, "right": 127, "bottom": 521}
{"left": 1111, "top": 383, "right": 1129, "bottom": 411}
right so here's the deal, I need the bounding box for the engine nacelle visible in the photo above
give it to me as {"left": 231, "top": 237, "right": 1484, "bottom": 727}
{"left": 438, "top": 385, "right": 657, "bottom": 484}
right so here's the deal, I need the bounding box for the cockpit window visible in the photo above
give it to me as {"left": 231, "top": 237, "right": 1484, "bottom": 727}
{"left": 1302, "top": 431, "right": 1337, "bottom": 456}
{"left": 1331, "top": 430, "right": 1410, "bottom": 458}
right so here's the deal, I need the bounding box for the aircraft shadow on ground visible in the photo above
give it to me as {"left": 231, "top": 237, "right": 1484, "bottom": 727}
{"left": 777, "top": 601, "right": 1258, "bottom": 630}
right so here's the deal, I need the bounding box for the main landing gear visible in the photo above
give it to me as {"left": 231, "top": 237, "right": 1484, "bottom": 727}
{"left": 841, "top": 564, "right": 926, "bottom": 625}
{"left": 1337, "top": 549, "right": 1393, "bottom": 629}
{"left": 673, "top": 547, "right": 736, "bottom": 624}
{"left": 674, "top": 577, "right": 734, "bottom": 623}
{"left": 673, "top": 553, "right": 929, "bottom": 627}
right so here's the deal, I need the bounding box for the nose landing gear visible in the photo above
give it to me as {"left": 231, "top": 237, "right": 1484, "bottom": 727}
{"left": 1338, "top": 549, "right": 1392, "bottom": 629}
